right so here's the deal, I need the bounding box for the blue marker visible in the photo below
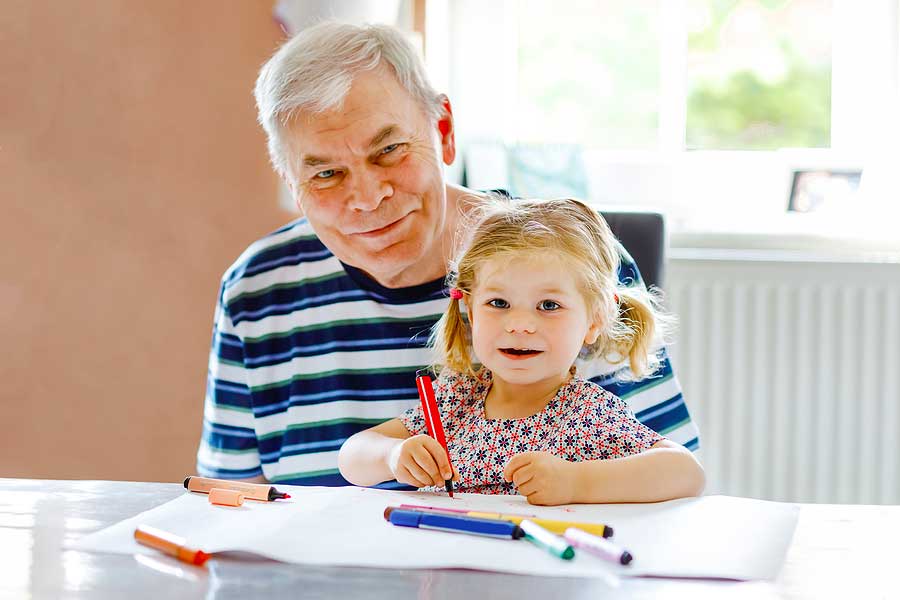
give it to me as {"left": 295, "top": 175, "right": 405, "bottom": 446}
{"left": 384, "top": 507, "right": 525, "bottom": 539}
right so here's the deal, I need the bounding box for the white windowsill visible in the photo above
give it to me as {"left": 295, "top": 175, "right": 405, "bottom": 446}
{"left": 669, "top": 212, "right": 900, "bottom": 264}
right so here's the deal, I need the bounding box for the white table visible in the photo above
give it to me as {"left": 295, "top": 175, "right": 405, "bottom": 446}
{"left": 1, "top": 479, "right": 895, "bottom": 599}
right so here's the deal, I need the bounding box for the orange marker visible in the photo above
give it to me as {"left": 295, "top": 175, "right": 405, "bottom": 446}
{"left": 134, "top": 525, "right": 210, "bottom": 566}
{"left": 208, "top": 488, "right": 244, "bottom": 507}
{"left": 183, "top": 476, "right": 290, "bottom": 502}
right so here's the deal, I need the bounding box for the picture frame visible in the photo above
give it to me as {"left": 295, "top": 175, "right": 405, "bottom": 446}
{"left": 787, "top": 169, "right": 862, "bottom": 213}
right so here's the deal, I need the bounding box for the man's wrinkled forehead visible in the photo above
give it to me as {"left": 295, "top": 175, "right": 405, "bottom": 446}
{"left": 285, "top": 70, "right": 427, "bottom": 163}
{"left": 297, "top": 124, "right": 405, "bottom": 168}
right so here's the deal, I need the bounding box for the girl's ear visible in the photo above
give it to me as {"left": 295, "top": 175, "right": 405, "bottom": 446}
{"left": 583, "top": 313, "right": 603, "bottom": 345}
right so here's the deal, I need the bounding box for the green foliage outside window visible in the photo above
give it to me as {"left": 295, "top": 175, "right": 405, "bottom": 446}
{"left": 687, "top": 60, "right": 831, "bottom": 149}
{"left": 516, "top": 0, "right": 660, "bottom": 149}
{"left": 686, "top": 0, "right": 832, "bottom": 150}
{"left": 513, "top": 0, "right": 832, "bottom": 150}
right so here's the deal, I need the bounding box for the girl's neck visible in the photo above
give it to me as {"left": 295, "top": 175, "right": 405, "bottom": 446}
{"left": 483, "top": 370, "right": 572, "bottom": 420}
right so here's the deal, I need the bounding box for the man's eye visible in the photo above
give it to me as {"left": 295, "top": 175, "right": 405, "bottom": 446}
{"left": 380, "top": 144, "right": 399, "bottom": 155}
{"left": 538, "top": 300, "right": 561, "bottom": 311}
{"left": 314, "top": 169, "right": 336, "bottom": 179}
{"left": 487, "top": 298, "right": 509, "bottom": 309}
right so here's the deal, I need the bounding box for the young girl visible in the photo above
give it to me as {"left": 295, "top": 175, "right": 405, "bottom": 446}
{"left": 338, "top": 197, "right": 705, "bottom": 505}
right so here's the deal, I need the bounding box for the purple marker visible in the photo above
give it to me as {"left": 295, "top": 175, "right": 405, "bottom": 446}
{"left": 563, "top": 527, "right": 633, "bottom": 565}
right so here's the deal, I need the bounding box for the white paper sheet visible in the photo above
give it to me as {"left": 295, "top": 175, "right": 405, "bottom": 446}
{"left": 70, "top": 487, "right": 798, "bottom": 580}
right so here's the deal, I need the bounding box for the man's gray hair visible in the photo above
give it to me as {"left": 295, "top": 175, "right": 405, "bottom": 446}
{"left": 255, "top": 21, "right": 443, "bottom": 179}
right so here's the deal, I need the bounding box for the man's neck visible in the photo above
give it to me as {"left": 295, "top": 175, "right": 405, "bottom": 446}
{"left": 371, "top": 260, "right": 445, "bottom": 289}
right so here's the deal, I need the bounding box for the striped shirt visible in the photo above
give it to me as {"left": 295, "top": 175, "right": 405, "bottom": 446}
{"left": 197, "top": 217, "right": 700, "bottom": 485}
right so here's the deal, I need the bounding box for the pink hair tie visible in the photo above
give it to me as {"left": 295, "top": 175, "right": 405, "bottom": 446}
{"left": 614, "top": 293, "right": 620, "bottom": 303}
{"left": 449, "top": 288, "right": 463, "bottom": 300}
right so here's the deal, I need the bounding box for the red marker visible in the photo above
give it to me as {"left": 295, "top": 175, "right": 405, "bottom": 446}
{"left": 415, "top": 370, "right": 455, "bottom": 497}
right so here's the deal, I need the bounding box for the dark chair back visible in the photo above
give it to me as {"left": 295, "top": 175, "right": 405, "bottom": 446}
{"left": 600, "top": 211, "right": 666, "bottom": 290}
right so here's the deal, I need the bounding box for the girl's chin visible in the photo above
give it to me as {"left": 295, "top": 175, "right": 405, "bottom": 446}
{"left": 488, "top": 368, "right": 568, "bottom": 386}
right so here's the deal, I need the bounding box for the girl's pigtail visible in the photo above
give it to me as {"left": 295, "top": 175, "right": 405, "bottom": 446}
{"left": 430, "top": 293, "right": 474, "bottom": 375}
{"left": 614, "top": 289, "right": 660, "bottom": 379}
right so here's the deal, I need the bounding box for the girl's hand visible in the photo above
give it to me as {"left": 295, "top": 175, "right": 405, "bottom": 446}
{"left": 387, "top": 435, "right": 459, "bottom": 488}
{"left": 503, "top": 451, "right": 577, "bottom": 506}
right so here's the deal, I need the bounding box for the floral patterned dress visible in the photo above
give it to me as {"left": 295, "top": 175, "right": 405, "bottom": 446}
{"left": 399, "top": 369, "right": 663, "bottom": 495}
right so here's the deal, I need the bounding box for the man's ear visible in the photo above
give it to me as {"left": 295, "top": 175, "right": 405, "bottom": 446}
{"left": 436, "top": 94, "right": 456, "bottom": 166}
{"left": 282, "top": 172, "right": 304, "bottom": 216}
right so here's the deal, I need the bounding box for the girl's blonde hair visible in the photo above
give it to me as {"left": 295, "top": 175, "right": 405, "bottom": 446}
{"left": 430, "top": 196, "right": 673, "bottom": 380}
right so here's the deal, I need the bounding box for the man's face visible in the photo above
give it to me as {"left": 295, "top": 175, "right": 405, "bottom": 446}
{"left": 284, "top": 67, "right": 455, "bottom": 288}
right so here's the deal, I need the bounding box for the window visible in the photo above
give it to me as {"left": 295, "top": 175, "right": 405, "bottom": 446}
{"left": 448, "top": 0, "right": 841, "bottom": 151}
{"left": 437, "top": 0, "right": 900, "bottom": 243}
{"left": 515, "top": 1, "right": 660, "bottom": 149}
{"left": 685, "top": 0, "right": 832, "bottom": 150}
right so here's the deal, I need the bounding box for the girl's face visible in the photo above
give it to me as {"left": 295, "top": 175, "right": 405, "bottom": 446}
{"left": 467, "top": 252, "right": 603, "bottom": 387}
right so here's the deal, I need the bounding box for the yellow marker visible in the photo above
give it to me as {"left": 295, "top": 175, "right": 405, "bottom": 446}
{"left": 467, "top": 512, "right": 611, "bottom": 538}
{"left": 398, "top": 504, "right": 613, "bottom": 538}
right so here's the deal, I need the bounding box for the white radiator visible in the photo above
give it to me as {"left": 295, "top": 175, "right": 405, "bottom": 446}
{"left": 666, "top": 251, "right": 900, "bottom": 504}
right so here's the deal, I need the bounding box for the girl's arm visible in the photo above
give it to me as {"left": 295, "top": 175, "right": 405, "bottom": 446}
{"left": 505, "top": 440, "right": 705, "bottom": 505}
{"left": 338, "top": 418, "right": 410, "bottom": 486}
{"left": 338, "top": 418, "right": 457, "bottom": 488}
{"left": 572, "top": 439, "right": 705, "bottom": 503}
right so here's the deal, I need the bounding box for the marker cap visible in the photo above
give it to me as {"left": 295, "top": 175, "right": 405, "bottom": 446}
{"left": 208, "top": 487, "right": 244, "bottom": 507}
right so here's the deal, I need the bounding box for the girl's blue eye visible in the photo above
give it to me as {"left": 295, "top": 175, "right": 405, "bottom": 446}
{"left": 315, "top": 169, "right": 336, "bottom": 179}
{"left": 538, "top": 300, "right": 561, "bottom": 311}
{"left": 488, "top": 298, "right": 509, "bottom": 309}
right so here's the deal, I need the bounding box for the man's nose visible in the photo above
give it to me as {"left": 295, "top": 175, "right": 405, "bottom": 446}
{"left": 347, "top": 168, "right": 393, "bottom": 212}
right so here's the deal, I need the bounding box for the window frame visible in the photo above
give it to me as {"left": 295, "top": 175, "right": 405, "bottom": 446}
{"left": 430, "top": 0, "right": 900, "bottom": 249}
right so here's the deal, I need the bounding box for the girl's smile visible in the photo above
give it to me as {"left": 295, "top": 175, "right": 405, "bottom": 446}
{"left": 498, "top": 347, "right": 543, "bottom": 359}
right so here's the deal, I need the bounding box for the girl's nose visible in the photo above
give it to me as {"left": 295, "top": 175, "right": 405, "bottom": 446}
{"left": 504, "top": 311, "right": 536, "bottom": 334}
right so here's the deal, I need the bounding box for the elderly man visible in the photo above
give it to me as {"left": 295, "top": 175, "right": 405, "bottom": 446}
{"left": 197, "top": 21, "right": 699, "bottom": 487}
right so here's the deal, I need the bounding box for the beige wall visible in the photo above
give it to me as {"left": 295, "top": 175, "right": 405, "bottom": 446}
{"left": 1, "top": 1, "right": 288, "bottom": 481}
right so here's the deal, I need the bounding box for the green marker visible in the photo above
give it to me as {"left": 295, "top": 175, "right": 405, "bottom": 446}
{"left": 519, "top": 519, "right": 575, "bottom": 560}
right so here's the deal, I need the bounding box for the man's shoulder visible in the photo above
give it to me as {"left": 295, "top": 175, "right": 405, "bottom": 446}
{"left": 221, "top": 217, "right": 331, "bottom": 288}
{"left": 613, "top": 241, "right": 642, "bottom": 289}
